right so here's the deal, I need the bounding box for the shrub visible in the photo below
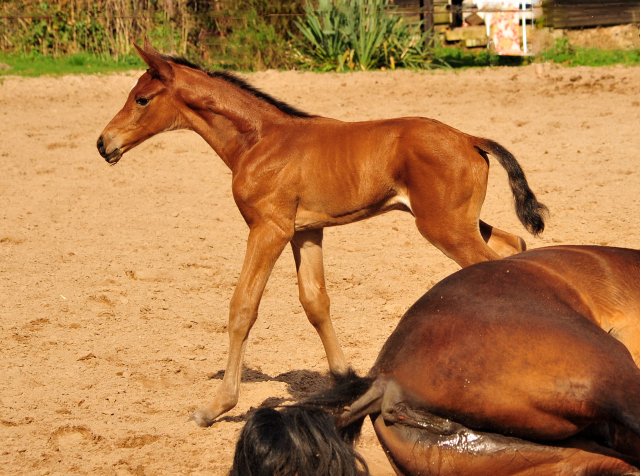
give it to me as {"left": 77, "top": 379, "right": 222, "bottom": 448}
{"left": 293, "top": 0, "right": 444, "bottom": 71}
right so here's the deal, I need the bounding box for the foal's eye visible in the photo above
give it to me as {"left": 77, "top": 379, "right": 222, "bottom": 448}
{"left": 136, "top": 97, "right": 150, "bottom": 106}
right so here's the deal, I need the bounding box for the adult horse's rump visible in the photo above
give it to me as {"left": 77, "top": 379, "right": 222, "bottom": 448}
{"left": 97, "top": 39, "right": 547, "bottom": 425}
{"left": 232, "top": 246, "right": 640, "bottom": 476}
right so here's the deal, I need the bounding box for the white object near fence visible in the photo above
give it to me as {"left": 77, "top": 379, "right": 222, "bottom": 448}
{"left": 468, "top": 0, "right": 536, "bottom": 55}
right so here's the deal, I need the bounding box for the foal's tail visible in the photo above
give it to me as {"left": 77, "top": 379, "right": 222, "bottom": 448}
{"left": 474, "top": 138, "right": 548, "bottom": 236}
{"left": 229, "top": 370, "right": 374, "bottom": 476}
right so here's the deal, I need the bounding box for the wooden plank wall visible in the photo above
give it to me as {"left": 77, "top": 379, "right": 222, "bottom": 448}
{"left": 543, "top": 0, "right": 640, "bottom": 28}
{"left": 392, "top": 0, "right": 451, "bottom": 25}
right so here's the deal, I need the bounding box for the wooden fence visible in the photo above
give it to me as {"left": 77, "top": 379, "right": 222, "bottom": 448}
{"left": 543, "top": 0, "right": 640, "bottom": 28}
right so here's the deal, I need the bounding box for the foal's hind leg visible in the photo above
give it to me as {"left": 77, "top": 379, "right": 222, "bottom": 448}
{"left": 291, "top": 229, "right": 349, "bottom": 375}
{"left": 411, "top": 199, "right": 500, "bottom": 268}
{"left": 415, "top": 215, "right": 499, "bottom": 268}
{"left": 407, "top": 159, "right": 501, "bottom": 268}
{"left": 480, "top": 220, "right": 527, "bottom": 258}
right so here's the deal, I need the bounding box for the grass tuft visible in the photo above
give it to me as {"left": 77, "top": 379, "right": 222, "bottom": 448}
{"left": 536, "top": 38, "right": 640, "bottom": 67}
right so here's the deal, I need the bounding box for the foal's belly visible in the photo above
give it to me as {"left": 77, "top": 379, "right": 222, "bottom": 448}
{"left": 293, "top": 193, "right": 413, "bottom": 231}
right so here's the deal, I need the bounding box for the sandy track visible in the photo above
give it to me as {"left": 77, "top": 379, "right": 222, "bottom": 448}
{"left": 1, "top": 64, "right": 639, "bottom": 475}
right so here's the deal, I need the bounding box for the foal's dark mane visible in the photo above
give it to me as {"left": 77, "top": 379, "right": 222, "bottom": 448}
{"left": 162, "top": 55, "right": 313, "bottom": 118}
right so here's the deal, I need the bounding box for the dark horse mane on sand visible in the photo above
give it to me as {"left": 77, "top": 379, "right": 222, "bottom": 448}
{"left": 230, "top": 370, "right": 374, "bottom": 476}
{"left": 160, "top": 55, "right": 314, "bottom": 119}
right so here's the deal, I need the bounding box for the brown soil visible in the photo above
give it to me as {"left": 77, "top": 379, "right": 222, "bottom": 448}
{"left": 1, "top": 64, "right": 640, "bottom": 476}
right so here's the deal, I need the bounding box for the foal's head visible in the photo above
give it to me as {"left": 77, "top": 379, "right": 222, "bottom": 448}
{"left": 97, "top": 39, "right": 185, "bottom": 164}
{"left": 98, "top": 39, "right": 312, "bottom": 165}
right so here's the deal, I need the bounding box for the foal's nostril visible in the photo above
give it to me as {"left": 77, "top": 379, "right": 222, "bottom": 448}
{"left": 97, "top": 136, "right": 104, "bottom": 151}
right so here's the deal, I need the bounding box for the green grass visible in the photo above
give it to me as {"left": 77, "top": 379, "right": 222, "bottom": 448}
{"left": 1, "top": 39, "right": 640, "bottom": 76}
{"left": 537, "top": 40, "right": 640, "bottom": 67}
{"left": 0, "top": 52, "right": 145, "bottom": 76}
{"left": 423, "top": 41, "right": 640, "bottom": 69}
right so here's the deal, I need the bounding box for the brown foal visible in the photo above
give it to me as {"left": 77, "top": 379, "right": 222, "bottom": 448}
{"left": 97, "top": 40, "right": 547, "bottom": 426}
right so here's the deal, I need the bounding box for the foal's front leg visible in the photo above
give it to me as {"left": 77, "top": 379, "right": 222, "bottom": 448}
{"left": 189, "top": 222, "right": 292, "bottom": 427}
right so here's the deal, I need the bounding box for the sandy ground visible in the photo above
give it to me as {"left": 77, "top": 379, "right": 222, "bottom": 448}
{"left": 1, "top": 63, "right": 640, "bottom": 476}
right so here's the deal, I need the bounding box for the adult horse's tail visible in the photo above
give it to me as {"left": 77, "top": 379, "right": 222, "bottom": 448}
{"left": 474, "top": 138, "right": 548, "bottom": 236}
{"left": 229, "top": 370, "right": 374, "bottom": 476}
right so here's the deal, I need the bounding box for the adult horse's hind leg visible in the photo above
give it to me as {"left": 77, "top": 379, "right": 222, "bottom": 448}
{"left": 480, "top": 220, "right": 526, "bottom": 258}
{"left": 610, "top": 379, "right": 640, "bottom": 457}
{"left": 581, "top": 424, "right": 640, "bottom": 460}
{"left": 372, "top": 409, "right": 640, "bottom": 476}
{"left": 291, "top": 229, "right": 349, "bottom": 375}
{"left": 373, "top": 415, "right": 640, "bottom": 476}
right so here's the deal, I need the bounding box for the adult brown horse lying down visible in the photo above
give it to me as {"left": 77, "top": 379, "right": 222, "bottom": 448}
{"left": 231, "top": 245, "right": 640, "bottom": 476}
{"left": 97, "top": 39, "right": 547, "bottom": 426}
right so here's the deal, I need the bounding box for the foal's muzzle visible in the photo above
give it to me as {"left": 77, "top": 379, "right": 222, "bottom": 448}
{"left": 97, "top": 136, "right": 122, "bottom": 164}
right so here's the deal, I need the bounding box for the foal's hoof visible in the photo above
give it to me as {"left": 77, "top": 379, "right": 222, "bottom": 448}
{"left": 188, "top": 399, "right": 236, "bottom": 427}
{"left": 188, "top": 409, "right": 215, "bottom": 428}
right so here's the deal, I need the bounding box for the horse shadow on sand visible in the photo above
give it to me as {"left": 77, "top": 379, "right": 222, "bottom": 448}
{"left": 208, "top": 366, "right": 330, "bottom": 423}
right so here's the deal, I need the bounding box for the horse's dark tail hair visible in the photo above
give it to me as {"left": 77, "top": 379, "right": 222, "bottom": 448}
{"left": 229, "top": 369, "right": 374, "bottom": 476}
{"left": 474, "top": 138, "right": 548, "bottom": 236}
{"left": 305, "top": 369, "right": 376, "bottom": 446}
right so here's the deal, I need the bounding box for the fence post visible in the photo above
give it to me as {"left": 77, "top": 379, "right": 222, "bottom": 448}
{"left": 420, "top": 0, "right": 434, "bottom": 42}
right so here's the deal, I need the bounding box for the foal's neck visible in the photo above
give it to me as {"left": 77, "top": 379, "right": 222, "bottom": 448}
{"left": 177, "top": 71, "right": 285, "bottom": 171}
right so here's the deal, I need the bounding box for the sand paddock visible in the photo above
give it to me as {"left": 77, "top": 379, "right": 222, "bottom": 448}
{"left": 1, "top": 64, "right": 640, "bottom": 475}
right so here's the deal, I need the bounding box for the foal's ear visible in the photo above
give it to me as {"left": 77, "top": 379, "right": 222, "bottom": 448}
{"left": 133, "top": 38, "right": 174, "bottom": 83}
